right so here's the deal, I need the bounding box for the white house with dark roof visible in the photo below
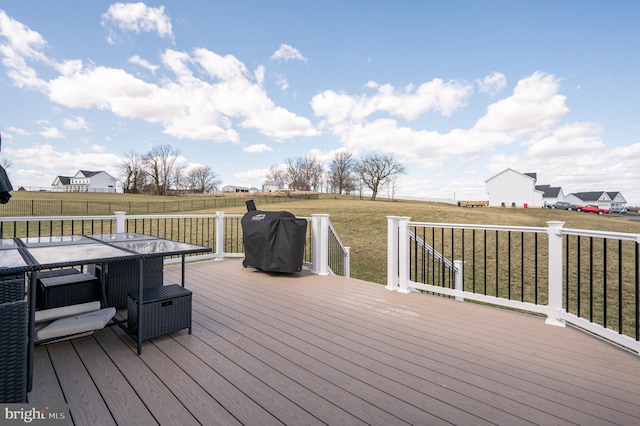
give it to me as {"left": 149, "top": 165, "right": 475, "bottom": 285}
{"left": 51, "top": 170, "right": 117, "bottom": 193}
{"left": 485, "top": 168, "right": 544, "bottom": 207}
{"left": 535, "top": 185, "right": 566, "bottom": 206}
{"left": 485, "top": 168, "right": 627, "bottom": 210}
{"left": 607, "top": 192, "right": 627, "bottom": 210}
{"left": 565, "top": 191, "right": 611, "bottom": 208}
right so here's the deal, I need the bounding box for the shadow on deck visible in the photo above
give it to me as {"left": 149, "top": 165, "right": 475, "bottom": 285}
{"left": 28, "top": 259, "right": 640, "bottom": 425}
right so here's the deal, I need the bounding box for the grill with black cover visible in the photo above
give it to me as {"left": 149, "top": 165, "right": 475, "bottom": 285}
{"left": 241, "top": 201, "right": 307, "bottom": 273}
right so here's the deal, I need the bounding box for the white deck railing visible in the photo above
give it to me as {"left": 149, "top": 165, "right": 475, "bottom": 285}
{"left": 387, "top": 216, "right": 640, "bottom": 355}
{"left": 0, "top": 212, "right": 350, "bottom": 277}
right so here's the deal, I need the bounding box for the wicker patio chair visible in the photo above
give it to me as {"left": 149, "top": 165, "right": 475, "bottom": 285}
{"left": 0, "top": 276, "right": 27, "bottom": 403}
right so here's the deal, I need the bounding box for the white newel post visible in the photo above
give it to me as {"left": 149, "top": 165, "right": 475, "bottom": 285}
{"left": 114, "top": 211, "right": 126, "bottom": 233}
{"left": 386, "top": 216, "right": 400, "bottom": 291}
{"left": 546, "top": 221, "right": 566, "bottom": 327}
{"left": 215, "top": 211, "right": 225, "bottom": 261}
{"left": 312, "top": 214, "right": 330, "bottom": 275}
{"left": 344, "top": 246, "right": 351, "bottom": 278}
{"left": 397, "top": 216, "right": 412, "bottom": 294}
{"left": 454, "top": 259, "right": 464, "bottom": 301}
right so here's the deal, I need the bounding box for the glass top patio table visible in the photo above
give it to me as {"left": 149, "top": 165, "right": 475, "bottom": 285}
{"left": 96, "top": 235, "right": 212, "bottom": 257}
{"left": 17, "top": 233, "right": 212, "bottom": 392}
{"left": 0, "top": 238, "right": 31, "bottom": 275}
{"left": 21, "top": 235, "right": 140, "bottom": 268}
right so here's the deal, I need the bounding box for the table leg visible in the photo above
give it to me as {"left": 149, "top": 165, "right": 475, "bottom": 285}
{"left": 27, "top": 271, "right": 36, "bottom": 393}
{"left": 137, "top": 258, "right": 143, "bottom": 355}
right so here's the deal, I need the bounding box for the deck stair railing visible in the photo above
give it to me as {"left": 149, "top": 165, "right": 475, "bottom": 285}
{"left": 408, "top": 230, "right": 456, "bottom": 289}
{"left": 0, "top": 212, "right": 349, "bottom": 277}
{"left": 388, "top": 216, "right": 640, "bottom": 355}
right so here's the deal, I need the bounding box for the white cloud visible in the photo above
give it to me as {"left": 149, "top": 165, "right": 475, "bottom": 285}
{"left": 39, "top": 127, "right": 65, "bottom": 138}
{"left": 275, "top": 74, "right": 289, "bottom": 92}
{"left": 7, "top": 126, "right": 30, "bottom": 136}
{"left": 0, "top": 10, "right": 49, "bottom": 90}
{"left": 312, "top": 77, "right": 473, "bottom": 124}
{"left": 474, "top": 71, "right": 568, "bottom": 135}
{"left": 525, "top": 122, "right": 604, "bottom": 158}
{"left": 101, "top": 2, "right": 174, "bottom": 42}
{"left": 477, "top": 72, "right": 507, "bottom": 96}
{"left": 310, "top": 71, "right": 581, "bottom": 171}
{"left": 270, "top": 44, "right": 307, "bottom": 62}
{"left": 7, "top": 143, "right": 122, "bottom": 183}
{"left": 232, "top": 168, "right": 270, "bottom": 187}
{"left": 63, "top": 116, "right": 89, "bottom": 130}
{"left": 128, "top": 55, "right": 159, "bottom": 73}
{"left": 1, "top": 13, "right": 319, "bottom": 144}
{"left": 243, "top": 144, "right": 272, "bottom": 153}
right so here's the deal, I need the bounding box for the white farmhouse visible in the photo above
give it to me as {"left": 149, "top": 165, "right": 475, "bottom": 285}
{"left": 51, "top": 170, "right": 117, "bottom": 193}
{"left": 485, "top": 168, "right": 544, "bottom": 207}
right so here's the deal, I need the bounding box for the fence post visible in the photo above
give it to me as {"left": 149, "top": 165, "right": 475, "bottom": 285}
{"left": 215, "top": 211, "right": 225, "bottom": 261}
{"left": 344, "top": 246, "right": 351, "bottom": 278}
{"left": 454, "top": 259, "right": 464, "bottom": 301}
{"left": 397, "top": 216, "right": 412, "bottom": 294}
{"left": 114, "top": 211, "right": 126, "bottom": 233}
{"left": 312, "top": 214, "right": 330, "bottom": 275}
{"left": 386, "top": 216, "right": 400, "bottom": 291}
{"left": 546, "top": 221, "right": 566, "bottom": 327}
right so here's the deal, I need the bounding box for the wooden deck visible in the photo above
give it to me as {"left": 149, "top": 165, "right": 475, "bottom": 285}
{"left": 28, "top": 259, "right": 640, "bottom": 425}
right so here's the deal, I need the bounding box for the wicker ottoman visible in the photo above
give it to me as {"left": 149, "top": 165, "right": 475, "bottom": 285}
{"left": 37, "top": 272, "right": 100, "bottom": 310}
{"left": 127, "top": 284, "right": 192, "bottom": 340}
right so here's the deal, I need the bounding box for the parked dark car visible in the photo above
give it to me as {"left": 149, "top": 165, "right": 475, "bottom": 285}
{"left": 547, "top": 201, "right": 576, "bottom": 210}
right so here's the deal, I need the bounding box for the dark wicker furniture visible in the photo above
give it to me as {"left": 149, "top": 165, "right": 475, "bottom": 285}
{"left": 96, "top": 257, "right": 164, "bottom": 308}
{"left": 37, "top": 272, "right": 100, "bottom": 310}
{"left": 0, "top": 276, "right": 27, "bottom": 403}
{"left": 127, "top": 284, "right": 192, "bottom": 341}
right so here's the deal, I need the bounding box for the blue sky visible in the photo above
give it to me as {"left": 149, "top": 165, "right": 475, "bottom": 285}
{"left": 1, "top": 1, "right": 640, "bottom": 202}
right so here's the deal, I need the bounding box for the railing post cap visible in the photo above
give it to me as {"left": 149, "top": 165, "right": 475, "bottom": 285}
{"left": 546, "top": 221, "right": 565, "bottom": 227}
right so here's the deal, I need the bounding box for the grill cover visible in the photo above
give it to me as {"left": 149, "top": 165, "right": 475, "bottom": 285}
{"left": 241, "top": 210, "right": 307, "bottom": 273}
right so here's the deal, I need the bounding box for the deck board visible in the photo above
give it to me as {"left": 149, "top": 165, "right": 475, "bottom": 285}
{"left": 28, "top": 259, "right": 640, "bottom": 425}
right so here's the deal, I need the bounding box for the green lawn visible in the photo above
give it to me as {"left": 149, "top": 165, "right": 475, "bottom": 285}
{"left": 5, "top": 191, "right": 640, "bottom": 285}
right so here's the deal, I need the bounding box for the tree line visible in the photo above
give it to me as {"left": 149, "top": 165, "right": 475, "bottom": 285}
{"left": 269, "top": 151, "right": 406, "bottom": 201}
{"left": 120, "top": 144, "right": 221, "bottom": 195}
{"left": 121, "top": 144, "right": 405, "bottom": 201}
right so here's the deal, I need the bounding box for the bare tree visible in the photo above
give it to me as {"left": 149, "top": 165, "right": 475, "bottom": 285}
{"left": 307, "top": 155, "right": 324, "bottom": 191}
{"left": 265, "top": 164, "right": 287, "bottom": 190}
{"left": 328, "top": 150, "right": 356, "bottom": 194}
{"left": 285, "top": 155, "right": 324, "bottom": 191}
{"left": 187, "top": 165, "right": 221, "bottom": 193}
{"left": 144, "top": 144, "right": 180, "bottom": 195}
{"left": 120, "top": 150, "right": 146, "bottom": 194}
{"left": 173, "top": 165, "right": 186, "bottom": 194}
{"left": 284, "top": 157, "right": 304, "bottom": 190}
{"left": 355, "top": 152, "right": 406, "bottom": 201}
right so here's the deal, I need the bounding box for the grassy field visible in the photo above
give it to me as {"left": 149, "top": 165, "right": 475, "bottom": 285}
{"left": 7, "top": 191, "right": 640, "bottom": 285}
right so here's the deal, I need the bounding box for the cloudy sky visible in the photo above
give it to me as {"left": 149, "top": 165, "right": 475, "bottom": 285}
{"left": 1, "top": 1, "right": 639, "bottom": 202}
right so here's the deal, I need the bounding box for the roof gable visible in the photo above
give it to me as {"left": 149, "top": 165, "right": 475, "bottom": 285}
{"left": 535, "top": 185, "right": 561, "bottom": 198}
{"left": 485, "top": 168, "right": 537, "bottom": 183}
{"left": 571, "top": 191, "right": 611, "bottom": 202}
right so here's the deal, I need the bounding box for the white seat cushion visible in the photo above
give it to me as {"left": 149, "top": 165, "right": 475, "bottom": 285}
{"left": 35, "top": 301, "right": 102, "bottom": 324}
{"left": 35, "top": 307, "right": 115, "bottom": 342}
